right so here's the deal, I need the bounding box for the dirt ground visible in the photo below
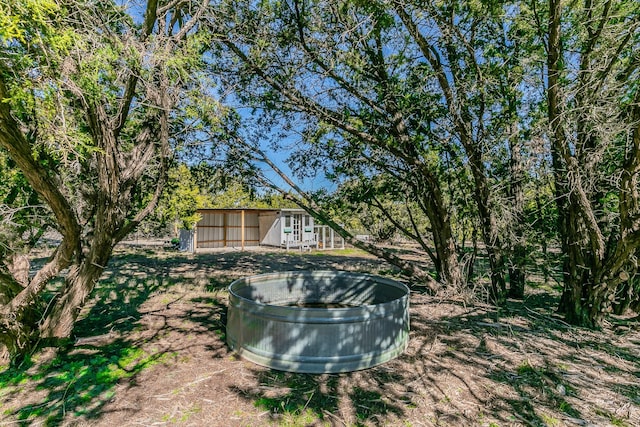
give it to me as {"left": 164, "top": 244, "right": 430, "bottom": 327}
{"left": 1, "top": 245, "right": 638, "bottom": 426}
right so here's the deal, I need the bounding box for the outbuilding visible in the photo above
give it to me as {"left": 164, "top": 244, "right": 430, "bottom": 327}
{"left": 192, "top": 208, "right": 344, "bottom": 251}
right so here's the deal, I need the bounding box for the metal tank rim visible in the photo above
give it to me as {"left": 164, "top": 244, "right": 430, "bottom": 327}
{"left": 228, "top": 270, "right": 410, "bottom": 307}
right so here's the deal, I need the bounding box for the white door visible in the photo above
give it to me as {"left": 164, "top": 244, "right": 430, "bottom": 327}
{"left": 293, "top": 214, "right": 301, "bottom": 242}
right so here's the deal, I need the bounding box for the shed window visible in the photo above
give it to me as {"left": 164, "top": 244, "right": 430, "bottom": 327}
{"left": 284, "top": 215, "right": 291, "bottom": 227}
{"left": 304, "top": 215, "right": 311, "bottom": 227}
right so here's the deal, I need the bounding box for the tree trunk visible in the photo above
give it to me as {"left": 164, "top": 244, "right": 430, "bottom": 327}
{"left": 545, "top": 0, "right": 640, "bottom": 327}
{"left": 466, "top": 145, "right": 507, "bottom": 303}
{"left": 508, "top": 259, "right": 526, "bottom": 299}
{"left": 40, "top": 259, "right": 108, "bottom": 339}
{"left": 507, "top": 119, "right": 526, "bottom": 300}
{"left": 0, "top": 273, "right": 24, "bottom": 305}
{"left": 418, "top": 178, "right": 464, "bottom": 290}
{"left": 482, "top": 230, "right": 507, "bottom": 303}
{"left": 430, "top": 214, "right": 464, "bottom": 289}
{"left": 548, "top": 0, "right": 594, "bottom": 326}
{"left": 556, "top": 214, "right": 597, "bottom": 326}
{"left": 611, "top": 278, "right": 636, "bottom": 315}
{"left": 0, "top": 0, "right": 195, "bottom": 365}
{"left": 465, "top": 227, "right": 478, "bottom": 285}
{"left": 0, "top": 307, "right": 39, "bottom": 366}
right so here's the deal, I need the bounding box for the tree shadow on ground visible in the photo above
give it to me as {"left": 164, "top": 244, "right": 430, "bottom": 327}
{"left": 187, "top": 295, "right": 229, "bottom": 349}
{"left": 0, "top": 248, "right": 336, "bottom": 425}
{"left": 159, "top": 249, "right": 400, "bottom": 277}
{"left": 230, "top": 371, "right": 341, "bottom": 422}
{"left": 0, "top": 338, "right": 172, "bottom": 426}
{"left": 2, "top": 247, "right": 638, "bottom": 426}
{"left": 0, "top": 274, "right": 173, "bottom": 425}
{"left": 406, "top": 293, "right": 640, "bottom": 427}
{"left": 181, "top": 248, "right": 639, "bottom": 427}
{"left": 0, "top": 249, "right": 232, "bottom": 426}
{"left": 230, "top": 369, "right": 405, "bottom": 426}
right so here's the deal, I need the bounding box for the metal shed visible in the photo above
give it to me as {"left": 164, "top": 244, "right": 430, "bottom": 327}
{"left": 195, "top": 209, "right": 262, "bottom": 249}
{"left": 193, "top": 208, "right": 343, "bottom": 251}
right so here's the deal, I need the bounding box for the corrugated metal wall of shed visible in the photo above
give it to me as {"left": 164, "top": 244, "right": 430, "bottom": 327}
{"left": 245, "top": 212, "right": 260, "bottom": 244}
{"left": 196, "top": 210, "right": 262, "bottom": 248}
{"left": 223, "top": 212, "right": 260, "bottom": 247}
{"left": 225, "top": 213, "right": 242, "bottom": 246}
{"left": 197, "top": 211, "right": 225, "bottom": 248}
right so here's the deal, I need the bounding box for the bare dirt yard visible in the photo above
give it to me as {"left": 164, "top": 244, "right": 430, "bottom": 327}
{"left": 1, "top": 245, "right": 638, "bottom": 426}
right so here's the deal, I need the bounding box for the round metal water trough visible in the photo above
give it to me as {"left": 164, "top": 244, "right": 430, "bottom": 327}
{"left": 226, "top": 270, "right": 409, "bottom": 374}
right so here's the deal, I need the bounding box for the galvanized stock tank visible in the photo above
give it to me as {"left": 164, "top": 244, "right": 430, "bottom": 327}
{"left": 226, "top": 270, "right": 410, "bottom": 373}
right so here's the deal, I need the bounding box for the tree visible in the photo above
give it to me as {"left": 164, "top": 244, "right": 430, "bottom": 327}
{"left": 147, "top": 163, "right": 210, "bottom": 236}
{"left": 546, "top": 0, "right": 640, "bottom": 326}
{"left": 0, "top": 149, "right": 51, "bottom": 307}
{"left": 207, "top": 0, "right": 537, "bottom": 301}
{"left": 0, "top": 0, "right": 210, "bottom": 362}
{"left": 207, "top": 0, "right": 467, "bottom": 290}
{"left": 391, "top": 0, "right": 535, "bottom": 302}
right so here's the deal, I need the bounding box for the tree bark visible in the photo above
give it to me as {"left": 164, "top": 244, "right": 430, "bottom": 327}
{"left": 548, "top": 0, "right": 592, "bottom": 325}
{"left": 507, "top": 113, "right": 526, "bottom": 299}
{"left": 548, "top": 0, "right": 640, "bottom": 327}
{"left": 421, "top": 185, "right": 464, "bottom": 289}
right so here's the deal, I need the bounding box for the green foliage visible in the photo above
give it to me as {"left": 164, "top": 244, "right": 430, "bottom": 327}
{"left": 0, "top": 0, "right": 67, "bottom": 46}
{"left": 159, "top": 163, "right": 208, "bottom": 231}
{"left": 209, "top": 180, "right": 269, "bottom": 209}
{"left": 328, "top": 175, "right": 431, "bottom": 242}
{"left": 207, "top": 0, "right": 550, "bottom": 294}
{"left": 0, "top": 149, "right": 49, "bottom": 258}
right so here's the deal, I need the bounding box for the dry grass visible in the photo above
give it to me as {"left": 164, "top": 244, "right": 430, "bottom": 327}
{"left": 0, "top": 245, "right": 638, "bottom": 426}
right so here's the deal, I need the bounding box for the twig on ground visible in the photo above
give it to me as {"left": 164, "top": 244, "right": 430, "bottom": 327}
{"left": 523, "top": 306, "right": 572, "bottom": 328}
{"left": 511, "top": 411, "right": 539, "bottom": 427}
{"left": 152, "top": 371, "right": 226, "bottom": 398}
{"left": 322, "top": 410, "right": 347, "bottom": 426}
